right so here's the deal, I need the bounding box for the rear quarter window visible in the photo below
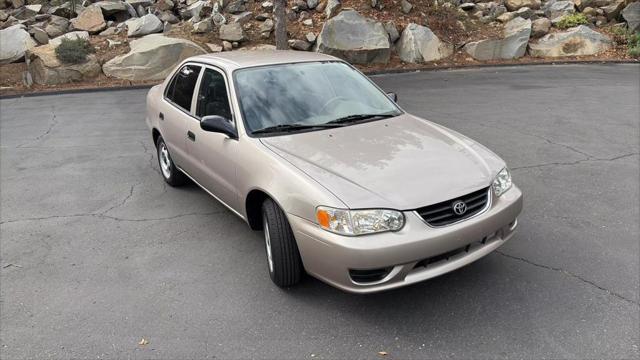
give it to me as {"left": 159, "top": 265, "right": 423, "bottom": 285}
{"left": 165, "top": 64, "right": 201, "bottom": 112}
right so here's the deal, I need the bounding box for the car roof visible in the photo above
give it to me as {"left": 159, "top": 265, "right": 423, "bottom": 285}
{"left": 188, "top": 50, "right": 342, "bottom": 71}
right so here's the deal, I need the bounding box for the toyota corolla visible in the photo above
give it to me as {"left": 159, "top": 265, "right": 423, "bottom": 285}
{"left": 145, "top": 51, "right": 523, "bottom": 293}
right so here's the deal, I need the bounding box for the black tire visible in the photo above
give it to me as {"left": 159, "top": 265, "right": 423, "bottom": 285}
{"left": 262, "top": 198, "right": 303, "bottom": 287}
{"left": 156, "top": 136, "right": 187, "bottom": 186}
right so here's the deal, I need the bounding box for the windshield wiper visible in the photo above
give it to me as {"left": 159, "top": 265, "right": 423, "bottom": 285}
{"left": 252, "top": 123, "right": 343, "bottom": 135}
{"left": 325, "top": 113, "right": 397, "bottom": 125}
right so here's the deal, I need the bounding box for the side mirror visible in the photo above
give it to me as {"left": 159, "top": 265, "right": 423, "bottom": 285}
{"left": 387, "top": 92, "right": 398, "bottom": 102}
{"left": 200, "top": 115, "right": 237, "bottom": 139}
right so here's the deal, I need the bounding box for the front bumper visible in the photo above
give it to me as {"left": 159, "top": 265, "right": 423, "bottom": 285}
{"left": 290, "top": 185, "right": 523, "bottom": 294}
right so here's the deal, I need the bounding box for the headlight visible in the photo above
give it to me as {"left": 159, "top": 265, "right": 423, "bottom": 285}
{"left": 492, "top": 167, "right": 512, "bottom": 197}
{"left": 315, "top": 207, "right": 405, "bottom": 236}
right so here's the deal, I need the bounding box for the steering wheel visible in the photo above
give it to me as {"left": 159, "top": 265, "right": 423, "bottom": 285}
{"left": 318, "top": 96, "right": 351, "bottom": 115}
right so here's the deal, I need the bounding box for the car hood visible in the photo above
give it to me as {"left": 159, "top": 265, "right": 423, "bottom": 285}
{"left": 260, "top": 114, "right": 506, "bottom": 210}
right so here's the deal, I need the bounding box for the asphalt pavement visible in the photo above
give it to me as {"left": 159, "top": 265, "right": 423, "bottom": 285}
{"left": 1, "top": 64, "right": 638, "bottom": 359}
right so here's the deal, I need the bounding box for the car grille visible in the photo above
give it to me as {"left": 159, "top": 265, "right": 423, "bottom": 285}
{"left": 415, "top": 187, "right": 490, "bottom": 227}
{"left": 413, "top": 235, "right": 492, "bottom": 270}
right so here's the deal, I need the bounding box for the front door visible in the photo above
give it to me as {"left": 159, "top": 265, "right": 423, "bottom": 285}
{"left": 185, "top": 66, "right": 240, "bottom": 212}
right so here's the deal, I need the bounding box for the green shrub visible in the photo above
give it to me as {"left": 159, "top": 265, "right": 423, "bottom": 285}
{"left": 54, "top": 37, "right": 94, "bottom": 64}
{"left": 628, "top": 32, "right": 640, "bottom": 57}
{"left": 556, "top": 13, "right": 589, "bottom": 29}
{"left": 610, "top": 25, "right": 628, "bottom": 37}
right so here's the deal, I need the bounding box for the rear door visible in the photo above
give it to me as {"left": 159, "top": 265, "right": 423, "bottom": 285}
{"left": 159, "top": 63, "right": 202, "bottom": 168}
{"left": 184, "top": 66, "right": 241, "bottom": 212}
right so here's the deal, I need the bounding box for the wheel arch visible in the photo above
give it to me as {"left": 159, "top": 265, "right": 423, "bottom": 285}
{"left": 245, "top": 188, "right": 284, "bottom": 231}
{"left": 152, "top": 127, "right": 161, "bottom": 147}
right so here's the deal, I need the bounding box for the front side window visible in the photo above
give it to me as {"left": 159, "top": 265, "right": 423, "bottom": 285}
{"left": 196, "top": 68, "right": 232, "bottom": 120}
{"left": 166, "top": 64, "right": 201, "bottom": 112}
{"left": 233, "top": 62, "right": 402, "bottom": 135}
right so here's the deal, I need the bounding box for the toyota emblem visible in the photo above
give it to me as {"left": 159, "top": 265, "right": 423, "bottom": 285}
{"left": 452, "top": 200, "right": 467, "bottom": 215}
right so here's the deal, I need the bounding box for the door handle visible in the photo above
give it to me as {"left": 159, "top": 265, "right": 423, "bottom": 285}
{"left": 159, "top": 112, "right": 164, "bottom": 120}
{"left": 187, "top": 131, "right": 196, "bottom": 141}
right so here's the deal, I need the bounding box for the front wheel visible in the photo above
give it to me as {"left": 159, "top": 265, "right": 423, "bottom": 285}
{"left": 262, "top": 198, "right": 303, "bottom": 287}
{"left": 156, "top": 136, "right": 187, "bottom": 186}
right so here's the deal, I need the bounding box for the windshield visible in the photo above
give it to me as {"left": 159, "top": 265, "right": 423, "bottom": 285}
{"left": 233, "top": 62, "right": 402, "bottom": 135}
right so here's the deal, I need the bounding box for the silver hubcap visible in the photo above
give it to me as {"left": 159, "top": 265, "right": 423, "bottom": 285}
{"left": 264, "top": 216, "right": 274, "bottom": 273}
{"left": 159, "top": 143, "right": 172, "bottom": 179}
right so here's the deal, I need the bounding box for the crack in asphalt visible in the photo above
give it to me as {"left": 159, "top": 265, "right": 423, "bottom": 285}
{"left": 509, "top": 129, "right": 597, "bottom": 159}
{"left": 496, "top": 250, "right": 639, "bottom": 306}
{"left": 511, "top": 152, "right": 639, "bottom": 171}
{"left": 16, "top": 108, "right": 57, "bottom": 148}
{"left": 100, "top": 183, "right": 138, "bottom": 215}
{"left": 0, "top": 212, "right": 224, "bottom": 225}
{"left": 140, "top": 139, "right": 161, "bottom": 176}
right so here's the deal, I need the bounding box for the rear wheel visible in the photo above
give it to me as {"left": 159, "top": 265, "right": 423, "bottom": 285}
{"left": 262, "top": 198, "right": 303, "bottom": 287}
{"left": 156, "top": 136, "right": 186, "bottom": 186}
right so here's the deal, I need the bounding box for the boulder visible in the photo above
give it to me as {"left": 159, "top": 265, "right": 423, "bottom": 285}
{"left": 225, "top": 0, "right": 245, "bottom": 13}
{"left": 543, "top": 0, "right": 574, "bottom": 19}
{"left": 99, "top": 26, "right": 118, "bottom": 35}
{"left": 232, "top": 11, "right": 252, "bottom": 24}
{"left": 94, "top": 1, "right": 128, "bottom": 16}
{"left": 305, "top": 31, "right": 316, "bottom": 43}
{"left": 460, "top": 2, "right": 476, "bottom": 10}
{"left": 31, "top": 26, "right": 48, "bottom": 44}
{"left": 515, "top": 6, "right": 533, "bottom": 18}
{"left": 324, "top": 0, "right": 340, "bottom": 18}
{"left": 463, "top": 16, "right": 531, "bottom": 60}
{"left": 27, "top": 43, "right": 101, "bottom": 84}
{"left": 206, "top": 43, "right": 222, "bottom": 52}
{"left": 397, "top": 23, "right": 452, "bottom": 63}
{"left": 134, "top": 4, "right": 145, "bottom": 17}
{"left": 49, "top": 30, "right": 89, "bottom": 47}
{"left": 528, "top": 25, "right": 611, "bottom": 57}
{"left": 505, "top": 0, "right": 540, "bottom": 11}
{"left": 13, "top": 4, "right": 39, "bottom": 20}
{"left": 159, "top": 11, "right": 180, "bottom": 23}
{"left": 601, "top": 0, "right": 624, "bottom": 21}
{"left": 125, "top": 13, "right": 162, "bottom": 36}
{"left": 126, "top": 0, "right": 152, "bottom": 7}
{"left": 531, "top": 17, "right": 551, "bottom": 37}
{"left": 261, "top": 0, "right": 273, "bottom": 11}
{"left": 191, "top": 17, "right": 211, "bottom": 32}
{"left": 44, "top": 14, "right": 68, "bottom": 37}
{"left": 212, "top": 12, "right": 226, "bottom": 25}
{"left": 401, "top": 0, "right": 412, "bottom": 13}
{"left": 48, "top": 1, "right": 83, "bottom": 18}
{"left": 179, "top": 0, "right": 210, "bottom": 19}
{"left": 0, "top": 24, "right": 36, "bottom": 63}
{"left": 219, "top": 22, "right": 245, "bottom": 41}
{"left": 292, "top": 0, "right": 308, "bottom": 11}
{"left": 315, "top": 10, "right": 390, "bottom": 64}
{"left": 103, "top": 34, "right": 206, "bottom": 80}
{"left": 289, "top": 38, "right": 312, "bottom": 50}
{"left": 572, "top": 0, "right": 593, "bottom": 11}
{"left": 622, "top": 1, "right": 640, "bottom": 32}
{"left": 156, "top": 0, "right": 174, "bottom": 11}
{"left": 383, "top": 20, "right": 399, "bottom": 43}
{"left": 71, "top": 5, "right": 106, "bottom": 33}
{"left": 259, "top": 18, "right": 273, "bottom": 32}
{"left": 497, "top": 11, "right": 517, "bottom": 22}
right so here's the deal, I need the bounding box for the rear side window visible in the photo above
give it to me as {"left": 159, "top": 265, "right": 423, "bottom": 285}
{"left": 165, "top": 64, "right": 201, "bottom": 112}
